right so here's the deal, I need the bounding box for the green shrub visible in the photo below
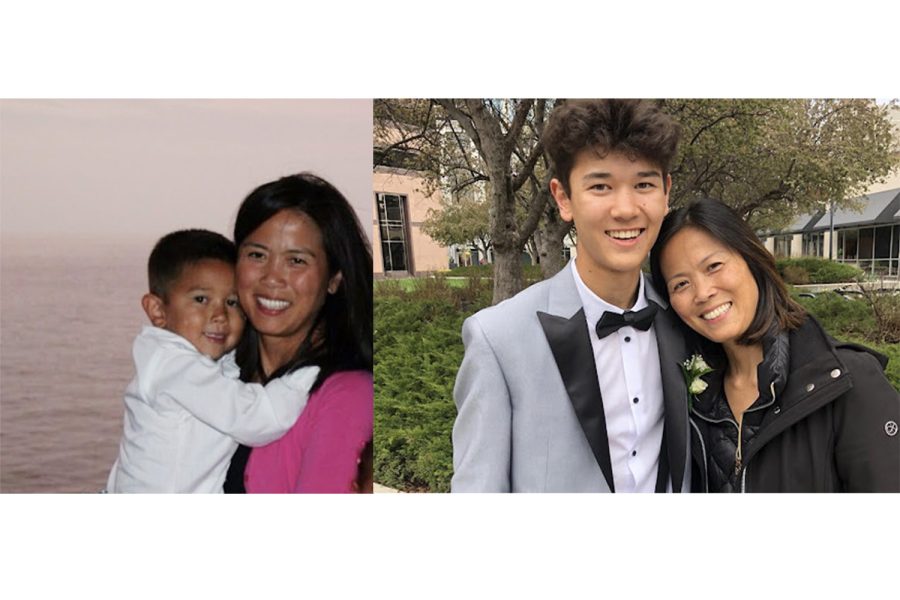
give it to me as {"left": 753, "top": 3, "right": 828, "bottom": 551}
{"left": 797, "top": 292, "right": 876, "bottom": 340}
{"left": 781, "top": 264, "right": 810, "bottom": 285}
{"left": 448, "top": 263, "right": 544, "bottom": 281}
{"left": 776, "top": 258, "right": 863, "bottom": 284}
{"left": 374, "top": 277, "right": 492, "bottom": 492}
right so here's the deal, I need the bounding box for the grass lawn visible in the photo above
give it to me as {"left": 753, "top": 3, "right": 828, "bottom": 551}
{"left": 376, "top": 276, "right": 472, "bottom": 292}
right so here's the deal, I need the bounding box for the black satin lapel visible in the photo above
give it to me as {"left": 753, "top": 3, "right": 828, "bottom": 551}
{"left": 538, "top": 309, "right": 615, "bottom": 493}
{"left": 654, "top": 428, "right": 669, "bottom": 493}
{"left": 652, "top": 306, "right": 689, "bottom": 493}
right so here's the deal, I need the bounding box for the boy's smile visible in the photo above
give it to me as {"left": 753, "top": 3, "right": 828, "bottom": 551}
{"left": 144, "top": 259, "right": 245, "bottom": 359}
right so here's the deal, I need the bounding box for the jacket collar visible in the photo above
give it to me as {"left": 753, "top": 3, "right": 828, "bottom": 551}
{"left": 691, "top": 331, "right": 790, "bottom": 422}
{"left": 537, "top": 262, "right": 688, "bottom": 493}
{"left": 744, "top": 316, "right": 860, "bottom": 463}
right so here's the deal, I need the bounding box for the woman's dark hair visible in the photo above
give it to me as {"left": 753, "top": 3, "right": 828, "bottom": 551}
{"left": 649, "top": 198, "right": 806, "bottom": 346}
{"left": 233, "top": 172, "right": 373, "bottom": 386}
{"left": 542, "top": 99, "right": 681, "bottom": 196}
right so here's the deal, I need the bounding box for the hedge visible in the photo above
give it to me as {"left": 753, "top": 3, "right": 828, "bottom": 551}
{"left": 776, "top": 257, "right": 864, "bottom": 284}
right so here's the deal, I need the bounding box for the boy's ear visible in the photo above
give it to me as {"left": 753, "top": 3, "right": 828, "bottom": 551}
{"left": 549, "top": 177, "right": 574, "bottom": 223}
{"left": 327, "top": 271, "right": 343, "bottom": 295}
{"left": 141, "top": 293, "right": 167, "bottom": 328}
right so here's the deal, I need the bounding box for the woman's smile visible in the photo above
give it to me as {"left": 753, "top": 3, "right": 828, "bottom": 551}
{"left": 700, "top": 301, "right": 732, "bottom": 322}
{"left": 255, "top": 295, "right": 292, "bottom": 314}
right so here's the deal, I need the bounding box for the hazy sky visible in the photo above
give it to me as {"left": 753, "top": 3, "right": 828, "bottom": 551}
{"left": 0, "top": 99, "right": 372, "bottom": 245}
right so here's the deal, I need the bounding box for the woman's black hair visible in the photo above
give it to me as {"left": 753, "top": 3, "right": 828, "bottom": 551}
{"left": 233, "top": 173, "right": 373, "bottom": 387}
{"left": 649, "top": 197, "right": 806, "bottom": 346}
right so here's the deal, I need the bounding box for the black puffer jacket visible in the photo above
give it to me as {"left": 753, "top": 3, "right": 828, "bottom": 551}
{"left": 689, "top": 316, "right": 900, "bottom": 492}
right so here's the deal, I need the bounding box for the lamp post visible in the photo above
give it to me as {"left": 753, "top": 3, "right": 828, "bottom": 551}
{"left": 829, "top": 201, "right": 834, "bottom": 260}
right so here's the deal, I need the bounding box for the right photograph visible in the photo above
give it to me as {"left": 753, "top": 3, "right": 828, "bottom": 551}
{"left": 372, "top": 98, "right": 900, "bottom": 493}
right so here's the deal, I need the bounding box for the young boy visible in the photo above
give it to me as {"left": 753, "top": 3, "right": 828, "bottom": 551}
{"left": 452, "top": 99, "right": 691, "bottom": 493}
{"left": 106, "top": 229, "right": 318, "bottom": 493}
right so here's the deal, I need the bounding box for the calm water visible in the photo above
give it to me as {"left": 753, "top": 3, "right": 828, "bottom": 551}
{"left": 1, "top": 239, "right": 150, "bottom": 492}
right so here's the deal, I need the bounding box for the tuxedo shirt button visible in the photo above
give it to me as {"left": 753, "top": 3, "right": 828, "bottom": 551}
{"left": 632, "top": 450, "right": 637, "bottom": 457}
{"left": 633, "top": 397, "right": 639, "bottom": 404}
{"left": 624, "top": 336, "right": 631, "bottom": 342}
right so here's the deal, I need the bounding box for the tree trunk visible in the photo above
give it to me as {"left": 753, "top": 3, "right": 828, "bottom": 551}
{"left": 539, "top": 234, "right": 565, "bottom": 279}
{"left": 538, "top": 209, "right": 573, "bottom": 279}
{"left": 491, "top": 246, "right": 523, "bottom": 303}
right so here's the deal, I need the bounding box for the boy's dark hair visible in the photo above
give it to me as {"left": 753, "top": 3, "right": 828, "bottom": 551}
{"left": 543, "top": 99, "right": 681, "bottom": 196}
{"left": 147, "top": 229, "right": 237, "bottom": 299}
{"left": 649, "top": 197, "right": 807, "bottom": 346}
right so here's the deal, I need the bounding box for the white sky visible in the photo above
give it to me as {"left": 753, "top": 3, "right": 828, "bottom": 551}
{"left": 0, "top": 99, "right": 372, "bottom": 245}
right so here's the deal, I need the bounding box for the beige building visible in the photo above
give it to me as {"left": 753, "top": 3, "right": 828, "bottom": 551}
{"left": 373, "top": 166, "right": 448, "bottom": 276}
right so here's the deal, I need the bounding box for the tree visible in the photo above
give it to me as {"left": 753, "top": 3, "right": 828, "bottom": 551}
{"left": 664, "top": 99, "right": 899, "bottom": 228}
{"left": 375, "top": 99, "right": 553, "bottom": 303}
{"left": 421, "top": 194, "right": 492, "bottom": 259}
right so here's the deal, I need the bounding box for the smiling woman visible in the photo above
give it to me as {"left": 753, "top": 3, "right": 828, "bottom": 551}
{"left": 224, "top": 173, "right": 373, "bottom": 493}
{"left": 649, "top": 198, "right": 900, "bottom": 492}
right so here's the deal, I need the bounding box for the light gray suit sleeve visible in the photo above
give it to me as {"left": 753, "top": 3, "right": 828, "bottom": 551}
{"left": 451, "top": 314, "right": 512, "bottom": 492}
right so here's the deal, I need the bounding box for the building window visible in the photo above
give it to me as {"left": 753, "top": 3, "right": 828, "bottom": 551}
{"left": 839, "top": 229, "right": 858, "bottom": 261}
{"left": 376, "top": 193, "right": 409, "bottom": 272}
{"left": 773, "top": 235, "right": 792, "bottom": 258}
{"left": 802, "top": 232, "right": 824, "bottom": 257}
{"left": 858, "top": 227, "right": 875, "bottom": 260}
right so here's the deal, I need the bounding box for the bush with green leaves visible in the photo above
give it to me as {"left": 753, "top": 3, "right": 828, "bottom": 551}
{"left": 448, "top": 263, "right": 544, "bottom": 281}
{"left": 776, "top": 258, "right": 863, "bottom": 284}
{"left": 797, "top": 292, "right": 876, "bottom": 340}
{"left": 374, "top": 277, "right": 491, "bottom": 492}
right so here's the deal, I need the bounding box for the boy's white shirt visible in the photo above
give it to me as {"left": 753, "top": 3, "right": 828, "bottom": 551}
{"left": 106, "top": 325, "right": 319, "bottom": 493}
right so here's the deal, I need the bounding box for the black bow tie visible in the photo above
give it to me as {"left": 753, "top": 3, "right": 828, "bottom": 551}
{"left": 594, "top": 303, "right": 658, "bottom": 339}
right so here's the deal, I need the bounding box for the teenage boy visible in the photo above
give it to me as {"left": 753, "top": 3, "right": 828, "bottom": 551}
{"left": 452, "top": 99, "right": 690, "bottom": 492}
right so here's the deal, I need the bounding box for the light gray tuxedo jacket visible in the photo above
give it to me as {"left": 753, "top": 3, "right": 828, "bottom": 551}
{"left": 451, "top": 264, "right": 692, "bottom": 492}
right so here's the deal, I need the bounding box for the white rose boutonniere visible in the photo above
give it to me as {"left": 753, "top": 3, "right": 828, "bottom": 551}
{"left": 681, "top": 354, "right": 713, "bottom": 408}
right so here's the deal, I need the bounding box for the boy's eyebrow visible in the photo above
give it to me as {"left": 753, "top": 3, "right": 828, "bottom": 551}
{"left": 581, "top": 170, "right": 662, "bottom": 183}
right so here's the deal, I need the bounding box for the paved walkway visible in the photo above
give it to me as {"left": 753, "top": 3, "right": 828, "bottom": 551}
{"left": 374, "top": 483, "right": 400, "bottom": 493}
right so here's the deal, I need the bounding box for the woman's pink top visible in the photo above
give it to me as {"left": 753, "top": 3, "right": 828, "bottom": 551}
{"left": 244, "top": 370, "right": 373, "bottom": 493}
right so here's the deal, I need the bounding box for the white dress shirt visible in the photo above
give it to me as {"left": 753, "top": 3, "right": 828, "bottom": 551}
{"left": 106, "top": 326, "right": 319, "bottom": 493}
{"left": 571, "top": 262, "right": 665, "bottom": 493}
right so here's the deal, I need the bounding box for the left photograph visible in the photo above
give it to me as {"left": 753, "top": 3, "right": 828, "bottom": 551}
{"left": 0, "top": 99, "right": 373, "bottom": 493}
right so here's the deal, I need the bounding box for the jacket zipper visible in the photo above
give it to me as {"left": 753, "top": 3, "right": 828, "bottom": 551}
{"left": 694, "top": 381, "right": 777, "bottom": 493}
{"left": 738, "top": 382, "right": 777, "bottom": 493}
